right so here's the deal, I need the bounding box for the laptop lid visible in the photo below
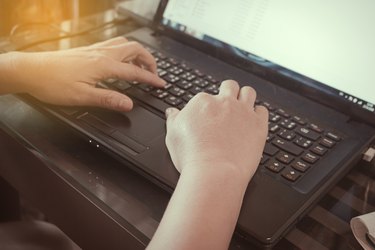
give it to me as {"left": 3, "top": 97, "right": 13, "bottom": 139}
{"left": 153, "top": 0, "right": 375, "bottom": 127}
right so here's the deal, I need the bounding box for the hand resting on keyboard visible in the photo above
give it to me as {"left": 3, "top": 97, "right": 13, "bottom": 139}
{"left": 0, "top": 36, "right": 165, "bottom": 111}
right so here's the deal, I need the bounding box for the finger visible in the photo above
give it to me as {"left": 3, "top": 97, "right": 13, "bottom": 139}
{"left": 77, "top": 85, "right": 134, "bottom": 111}
{"left": 116, "top": 42, "right": 157, "bottom": 74}
{"left": 165, "top": 107, "right": 179, "bottom": 121}
{"left": 238, "top": 86, "right": 256, "bottom": 105}
{"left": 255, "top": 105, "right": 269, "bottom": 122}
{"left": 165, "top": 107, "right": 180, "bottom": 129}
{"left": 218, "top": 80, "right": 240, "bottom": 98}
{"left": 112, "top": 61, "right": 166, "bottom": 87}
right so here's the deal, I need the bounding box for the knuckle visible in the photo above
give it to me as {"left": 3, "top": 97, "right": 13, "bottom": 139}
{"left": 128, "top": 41, "right": 142, "bottom": 50}
{"left": 194, "top": 92, "right": 211, "bottom": 101}
{"left": 90, "top": 53, "right": 109, "bottom": 66}
{"left": 131, "top": 66, "right": 144, "bottom": 79}
{"left": 195, "top": 93, "right": 217, "bottom": 110}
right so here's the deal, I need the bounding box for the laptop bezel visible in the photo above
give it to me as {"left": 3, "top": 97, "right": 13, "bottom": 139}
{"left": 151, "top": 0, "right": 375, "bottom": 127}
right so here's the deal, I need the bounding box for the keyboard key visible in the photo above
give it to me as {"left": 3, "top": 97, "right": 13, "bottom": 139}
{"left": 167, "top": 57, "right": 179, "bottom": 65}
{"left": 276, "top": 108, "right": 291, "bottom": 118}
{"left": 193, "top": 78, "right": 209, "bottom": 88}
{"left": 164, "top": 74, "right": 180, "bottom": 83}
{"left": 182, "top": 93, "right": 195, "bottom": 102}
{"left": 269, "top": 112, "right": 281, "bottom": 123}
{"left": 181, "top": 72, "right": 196, "bottom": 81}
{"left": 272, "top": 138, "right": 303, "bottom": 156}
{"left": 164, "top": 96, "right": 183, "bottom": 106}
{"left": 292, "top": 115, "right": 307, "bottom": 125}
{"left": 319, "top": 138, "right": 336, "bottom": 148}
{"left": 294, "top": 137, "right": 313, "bottom": 148}
{"left": 310, "top": 145, "right": 327, "bottom": 156}
{"left": 260, "top": 155, "right": 270, "bottom": 164}
{"left": 180, "top": 63, "right": 192, "bottom": 71}
{"left": 276, "top": 152, "right": 294, "bottom": 164}
{"left": 269, "top": 124, "right": 280, "bottom": 133}
{"left": 278, "top": 129, "right": 296, "bottom": 141}
{"left": 155, "top": 52, "right": 167, "bottom": 59}
{"left": 205, "top": 84, "right": 219, "bottom": 95}
{"left": 296, "top": 127, "right": 320, "bottom": 141}
{"left": 326, "top": 132, "right": 341, "bottom": 141}
{"left": 263, "top": 144, "right": 279, "bottom": 156}
{"left": 177, "top": 102, "right": 187, "bottom": 110}
{"left": 112, "top": 80, "right": 132, "bottom": 91}
{"left": 157, "top": 60, "right": 171, "bottom": 69}
{"left": 168, "top": 66, "right": 184, "bottom": 75}
{"left": 282, "top": 169, "right": 301, "bottom": 182}
{"left": 266, "top": 134, "right": 275, "bottom": 142}
{"left": 262, "top": 101, "right": 275, "bottom": 111}
{"left": 151, "top": 89, "right": 169, "bottom": 99}
{"left": 292, "top": 161, "right": 310, "bottom": 172}
{"left": 309, "top": 123, "right": 324, "bottom": 133}
{"left": 280, "top": 119, "right": 297, "bottom": 130}
{"left": 157, "top": 69, "right": 168, "bottom": 77}
{"left": 193, "top": 69, "right": 205, "bottom": 77}
{"left": 190, "top": 86, "right": 203, "bottom": 95}
{"left": 205, "top": 75, "right": 219, "bottom": 84}
{"left": 164, "top": 83, "right": 173, "bottom": 90}
{"left": 302, "top": 152, "right": 319, "bottom": 164}
{"left": 265, "top": 160, "right": 285, "bottom": 173}
{"left": 136, "top": 83, "right": 154, "bottom": 92}
{"left": 176, "top": 80, "right": 193, "bottom": 90}
{"left": 168, "top": 87, "right": 186, "bottom": 97}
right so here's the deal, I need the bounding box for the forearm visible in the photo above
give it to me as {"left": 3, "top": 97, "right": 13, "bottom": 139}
{"left": 0, "top": 52, "right": 23, "bottom": 94}
{"left": 0, "top": 51, "right": 35, "bottom": 95}
{"left": 147, "top": 163, "right": 250, "bottom": 250}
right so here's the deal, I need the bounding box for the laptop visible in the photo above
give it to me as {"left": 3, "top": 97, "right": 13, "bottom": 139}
{"left": 22, "top": 0, "right": 375, "bottom": 247}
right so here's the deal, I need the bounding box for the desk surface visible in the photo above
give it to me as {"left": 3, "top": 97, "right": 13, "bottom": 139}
{"left": 0, "top": 10, "right": 374, "bottom": 250}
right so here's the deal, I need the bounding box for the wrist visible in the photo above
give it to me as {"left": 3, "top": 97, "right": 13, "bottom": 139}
{"left": 0, "top": 51, "right": 29, "bottom": 94}
{"left": 179, "top": 161, "right": 252, "bottom": 192}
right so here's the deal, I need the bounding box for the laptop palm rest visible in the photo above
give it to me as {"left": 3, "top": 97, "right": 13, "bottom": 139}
{"left": 78, "top": 105, "right": 165, "bottom": 154}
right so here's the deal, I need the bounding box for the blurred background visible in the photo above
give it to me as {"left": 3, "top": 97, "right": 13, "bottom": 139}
{"left": 0, "top": 0, "right": 120, "bottom": 37}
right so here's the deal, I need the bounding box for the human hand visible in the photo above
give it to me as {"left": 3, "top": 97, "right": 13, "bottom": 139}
{"left": 165, "top": 80, "right": 268, "bottom": 183}
{"left": 7, "top": 37, "right": 165, "bottom": 111}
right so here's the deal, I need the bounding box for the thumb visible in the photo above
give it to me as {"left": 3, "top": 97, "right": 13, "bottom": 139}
{"left": 165, "top": 107, "right": 179, "bottom": 126}
{"left": 78, "top": 85, "right": 134, "bottom": 112}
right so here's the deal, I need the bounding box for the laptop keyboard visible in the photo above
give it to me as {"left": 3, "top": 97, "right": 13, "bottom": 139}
{"left": 104, "top": 45, "right": 342, "bottom": 185}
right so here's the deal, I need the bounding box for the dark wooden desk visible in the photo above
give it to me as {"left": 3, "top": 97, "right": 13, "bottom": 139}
{"left": 0, "top": 10, "right": 374, "bottom": 250}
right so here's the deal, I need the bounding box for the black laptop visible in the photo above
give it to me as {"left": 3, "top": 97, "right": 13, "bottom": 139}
{"left": 23, "top": 0, "right": 375, "bottom": 247}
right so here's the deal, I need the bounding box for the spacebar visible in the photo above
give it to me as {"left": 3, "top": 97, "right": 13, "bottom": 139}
{"left": 272, "top": 138, "right": 303, "bottom": 156}
{"left": 126, "top": 88, "right": 171, "bottom": 114}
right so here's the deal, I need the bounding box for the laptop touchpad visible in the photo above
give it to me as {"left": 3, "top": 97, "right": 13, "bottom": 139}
{"left": 84, "top": 105, "right": 165, "bottom": 147}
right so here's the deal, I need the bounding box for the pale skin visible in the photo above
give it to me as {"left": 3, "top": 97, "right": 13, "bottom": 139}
{"left": 148, "top": 81, "right": 268, "bottom": 250}
{"left": 0, "top": 37, "right": 269, "bottom": 250}
{"left": 0, "top": 37, "right": 166, "bottom": 110}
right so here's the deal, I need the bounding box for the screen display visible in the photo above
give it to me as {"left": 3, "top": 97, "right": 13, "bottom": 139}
{"left": 162, "top": 0, "right": 375, "bottom": 114}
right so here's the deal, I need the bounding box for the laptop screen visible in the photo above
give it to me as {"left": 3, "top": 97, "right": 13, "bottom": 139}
{"left": 161, "top": 0, "right": 375, "bottom": 116}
